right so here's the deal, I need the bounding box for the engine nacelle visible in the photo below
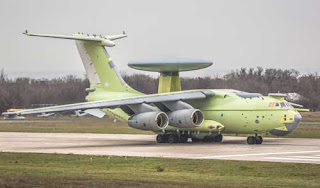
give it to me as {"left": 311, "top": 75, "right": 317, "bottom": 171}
{"left": 168, "top": 109, "right": 204, "bottom": 128}
{"left": 128, "top": 111, "right": 169, "bottom": 131}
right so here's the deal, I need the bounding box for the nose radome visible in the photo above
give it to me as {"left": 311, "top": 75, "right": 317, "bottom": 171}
{"left": 285, "top": 123, "right": 298, "bottom": 132}
{"left": 294, "top": 113, "right": 302, "bottom": 123}
{"left": 270, "top": 113, "right": 301, "bottom": 136}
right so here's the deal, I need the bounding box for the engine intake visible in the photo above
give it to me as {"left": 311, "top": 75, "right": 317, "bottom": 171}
{"left": 128, "top": 111, "right": 169, "bottom": 131}
{"left": 168, "top": 109, "right": 204, "bottom": 128}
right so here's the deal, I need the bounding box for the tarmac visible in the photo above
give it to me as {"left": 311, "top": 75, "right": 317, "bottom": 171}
{"left": 0, "top": 132, "right": 319, "bottom": 164}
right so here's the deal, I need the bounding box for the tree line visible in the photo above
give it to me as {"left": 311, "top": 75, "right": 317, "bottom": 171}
{"left": 0, "top": 67, "right": 319, "bottom": 113}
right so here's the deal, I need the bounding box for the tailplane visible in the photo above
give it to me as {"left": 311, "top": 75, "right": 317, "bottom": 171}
{"left": 24, "top": 30, "right": 138, "bottom": 93}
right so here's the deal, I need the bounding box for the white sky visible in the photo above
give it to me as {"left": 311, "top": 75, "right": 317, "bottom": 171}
{"left": 0, "top": 0, "right": 319, "bottom": 78}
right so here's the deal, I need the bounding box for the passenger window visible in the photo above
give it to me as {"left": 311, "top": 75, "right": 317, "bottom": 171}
{"left": 275, "top": 103, "right": 280, "bottom": 107}
{"left": 280, "top": 102, "right": 286, "bottom": 108}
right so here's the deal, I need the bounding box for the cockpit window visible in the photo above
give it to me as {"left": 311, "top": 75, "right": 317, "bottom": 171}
{"left": 285, "top": 102, "right": 293, "bottom": 109}
{"left": 269, "top": 102, "right": 293, "bottom": 109}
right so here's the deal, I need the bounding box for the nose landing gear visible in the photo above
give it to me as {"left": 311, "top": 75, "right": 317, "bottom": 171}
{"left": 247, "top": 135, "right": 263, "bottom": 145}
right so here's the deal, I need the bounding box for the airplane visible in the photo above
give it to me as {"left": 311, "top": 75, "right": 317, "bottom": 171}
{"left": 2, "top": 31, "right": 303, "bottom": 145}
{"left": 37, "top": 112, "right": 58, "bottom": 117}
{"left": 71, "top": 110, "right": 89, "bottom": 117}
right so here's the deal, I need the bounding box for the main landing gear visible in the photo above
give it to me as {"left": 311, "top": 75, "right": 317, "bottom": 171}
{"left": 156, "top": 134, "right": 187, "bottom": 144}
{"left": 200, "top": 134, "right": 223, "bottom": 143}
{"left": 247, "top": 135, "right": 263, "bottom": 145}
{"left": 156, "top": 133, "right": 223, "bottom": 144}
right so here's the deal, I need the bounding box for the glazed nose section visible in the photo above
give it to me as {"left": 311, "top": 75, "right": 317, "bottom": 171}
{"left": 285, "top": 113, "right": 301, "bottom": 132}
{"left": 270, "top": 113, "right": 301, "bottom": 136}
{"left": 294, "top": 113, "right": 302, "bottom": 123}
{"left": 285, "top": 122, "right": 298, "bottom": 132}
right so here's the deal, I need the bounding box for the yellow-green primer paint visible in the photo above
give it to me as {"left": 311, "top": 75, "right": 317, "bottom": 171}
{"left": 158, "top": 72, "right": 181, "bottom": 93}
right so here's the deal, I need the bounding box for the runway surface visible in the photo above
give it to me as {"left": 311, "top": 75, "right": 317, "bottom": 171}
{"left": 0, "top": 132, "right": 319, "bottom": 164}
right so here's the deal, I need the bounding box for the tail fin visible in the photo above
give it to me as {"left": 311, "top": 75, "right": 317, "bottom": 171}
{"left": 75, "top": 40, "right": 127, "bottom": 91}
{"left": 24, "top": 31, "right": 137, "bottom": 93}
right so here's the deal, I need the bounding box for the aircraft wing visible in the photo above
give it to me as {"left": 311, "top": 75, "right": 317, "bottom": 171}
{"left": 2, "top": 90, "right": 214, "bottom": 118}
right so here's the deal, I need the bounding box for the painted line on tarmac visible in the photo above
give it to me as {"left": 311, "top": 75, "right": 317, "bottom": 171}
{"left": 290, "top": 156, "right": 320, "bottom": 159}
{"left": 266, "top": 157, "right": 320, "bottom": 162}
{"left": 191, "top": 150, "right": 320, "bottom": 159}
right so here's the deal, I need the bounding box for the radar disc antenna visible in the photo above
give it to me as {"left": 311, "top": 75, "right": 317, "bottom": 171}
{"left": 128, "top": 57, "right": 213, "bottom": 93}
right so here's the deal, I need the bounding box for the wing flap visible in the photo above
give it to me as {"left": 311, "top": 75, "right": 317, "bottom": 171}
{"left": 84, "top": 109, "right": 106, "bottom": 118}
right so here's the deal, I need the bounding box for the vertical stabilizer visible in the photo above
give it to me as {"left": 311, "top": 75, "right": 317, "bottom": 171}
{"left": 23, "top": 31, "right": 138, "bottom": 93}
{"left": 76, "top": 41, "right": 129, "bottom": 92}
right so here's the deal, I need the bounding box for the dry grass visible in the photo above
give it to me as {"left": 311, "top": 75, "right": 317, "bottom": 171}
{"left": 0, "top": 152, "right": 318, "bottom": 187}
{"left": 301, "top": 111, "right": 320, "bottom": 122}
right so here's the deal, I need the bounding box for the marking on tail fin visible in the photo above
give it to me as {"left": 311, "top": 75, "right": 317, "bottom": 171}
{"left": 102, "top": 48, "right": 126, "bottom": 85}
{"left": 108, "top": 61, "right": 125, "bottom": 85}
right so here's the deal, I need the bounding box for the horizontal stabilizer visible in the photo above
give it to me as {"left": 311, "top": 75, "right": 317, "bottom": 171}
{"left": 23, "top": 30, "right": 127, "bottom": 47}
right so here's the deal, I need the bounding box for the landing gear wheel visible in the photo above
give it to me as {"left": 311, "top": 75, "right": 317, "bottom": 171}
{"left": 156, "top": 134, "right": 164, "bottom": 143}
{"left": 167, "top": 134, "right": 178, "bottom": 144}
{"left": 179, "top": 135, "right": 188, "bottom": 143}
{"left": 203, "top": 136, "right": 214, "bottom": 142}
{"left": 255, "top": 136, "right": 263, "bottom": 144}
{"left": 214, "top": 134, "right": 223, "bottom": 142}
{"left": 247, "top": 136, "right": 256, "bottom": 145}
{"left": 192, "top": 138, "right": 201, "bottom": 143}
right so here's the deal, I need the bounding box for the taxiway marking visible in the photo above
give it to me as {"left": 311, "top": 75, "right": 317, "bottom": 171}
{"left": 192, "top": 150, "right": 320, "bottom": 159}
{"left": 266, "top": 157, "right": 320, "bottom": 162}
{"left": 290, "top": 156, "right": 320, "bottom": 159}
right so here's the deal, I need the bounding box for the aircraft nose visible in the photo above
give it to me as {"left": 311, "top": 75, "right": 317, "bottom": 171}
{"left": 294, "top": 113, "right": 302, "bottom": 123}
{"left": 270, "top": 113, "right": 301, "bottom": 136}
{"left": 284, "top": 113, "right": 301, "bottom": 132}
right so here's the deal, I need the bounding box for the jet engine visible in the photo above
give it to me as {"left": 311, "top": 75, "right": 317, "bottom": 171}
{"left": 128, "top": 111, "right": 169, "bottom": 131}
{"left": 168, "top": 109, "right": 204, "bottom": 128}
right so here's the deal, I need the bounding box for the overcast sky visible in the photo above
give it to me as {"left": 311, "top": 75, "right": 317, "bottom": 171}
{"left": 0, "top": 0, "right": 319, "bottom": 78}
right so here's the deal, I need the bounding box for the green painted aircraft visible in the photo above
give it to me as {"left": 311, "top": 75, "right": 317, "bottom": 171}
{"left": 3, "top": 31, "right": 303, "bottom": 145}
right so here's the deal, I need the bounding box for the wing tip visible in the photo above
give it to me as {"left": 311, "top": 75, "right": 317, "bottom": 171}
{"left": 23, "top": 29, "right": 31, "bottom": 36}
